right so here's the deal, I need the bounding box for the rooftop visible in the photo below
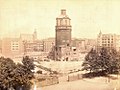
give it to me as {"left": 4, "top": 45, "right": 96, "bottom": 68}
{"left": 57, "top": 9, "right": 70, "bottom": 19}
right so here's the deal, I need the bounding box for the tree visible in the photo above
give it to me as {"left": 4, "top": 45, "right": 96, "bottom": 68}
{"left": 98, "top": 48, "right": 111, "bottom": 73}
{"left": 107, "top": 48, "right": 120, "bottom": 74}
{"left": 13, "top": 63, "right": 33, "bottom": 90}
{"left": 0, "top": 57, "right": 16, "bottom": 90}
{"left": 13, "top": 56, "right": 35, "bottom": 90}
{"left": 22, "top": 56, "right": 35, "bottom": 71}
{"left": 98, "top": 48, "right": 120, "bottom": 74}
{"left": 82, "top": 47, "right": 120, "bottom": 77}
{"left": 0, "top": 56, "right": 35, "bottom": 90}
{"left": 82, "top": 48, "right": 99, "bottom": 73}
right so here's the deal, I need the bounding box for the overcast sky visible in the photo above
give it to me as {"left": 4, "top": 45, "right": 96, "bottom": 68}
{"left": 0, "top": 0, "right": 120, "bottom": 39}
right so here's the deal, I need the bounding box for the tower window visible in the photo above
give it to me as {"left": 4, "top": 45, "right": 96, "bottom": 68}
{"left": 56, "top": 47, "right": 57, "bottom": 51}
{"left": 60, "top": 19, "right": 62, "bottom": 25}
{"left": 67, "top": 44, "right": 69, "bottom": 46}
{"left": 66, "top": 57, "right": 68, "bottom": 61}
{"left": 65, "top": 20, "right": 67, "bottom": 25}
{"left": 73, "top": 49, "right": 76, "bottom": 51}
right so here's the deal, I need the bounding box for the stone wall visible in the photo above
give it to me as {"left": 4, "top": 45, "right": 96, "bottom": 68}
{"left": 37, "top": 76, "right": 59, "bottom": 87}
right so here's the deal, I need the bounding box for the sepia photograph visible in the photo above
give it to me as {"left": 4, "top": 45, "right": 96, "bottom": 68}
{"left": 0, "top": 0, "right": 120, "bottom": 90}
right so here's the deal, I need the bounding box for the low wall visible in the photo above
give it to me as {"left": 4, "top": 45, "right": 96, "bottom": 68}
{"left": 68, "top": 73, "right": 82, "bottom": 82}
{"left": 37, "top": 76, "right": 59, "bottom": 87}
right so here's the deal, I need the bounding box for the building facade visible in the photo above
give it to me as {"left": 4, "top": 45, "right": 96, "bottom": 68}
{"left": 72, "top": 38, "right": 96, "bottom": 53}
{"left": 1, "top": 38, "right": 22, "bottom": 58}
{"left": 116, "top": 35, "right": 120, "bottom": 51}
{"left": 25, "top": 40, "right": 44, "bottom": 52}
{"left": 43, "top": 38, "right": 55, "bottom": 53}
{"left": 1, "top": 30, "right": 38, "bottom": 58}
{"left": 97, "top": 31, "right": 120, "bottom": 51}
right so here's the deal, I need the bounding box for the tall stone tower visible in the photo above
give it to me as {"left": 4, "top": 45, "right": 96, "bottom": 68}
{"left": 55, "top": 9, "right": 72, "bottom": 60}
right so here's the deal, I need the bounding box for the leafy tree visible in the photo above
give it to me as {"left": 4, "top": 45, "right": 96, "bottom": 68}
{"left": 0, "top": 57, "right": 16, "bottom": 90}
{"left": 98, "top": 48, "right": 120, "bottom": 74}
{"left": 13, "top": 56, "right": 35, "bottom": 90}
{"left": 13, "top": 63, "right": 33, "bottom": 90}
{"left": 107, "top": 48, "right": 120, "bottom": 73}
{"left": 22, "top": 56, "right": 35, "bottom": 71}
{"left": 98, "top": 48, "right": 111, "bottom": 73}
{"left": 82, "top": 47, "right": 120, "bottom": 77}
{"left": 0, "top": 56, "right": 35, "bottom": 90}
{"left": 82, "top": 48, "right": 99, "bottom": 73}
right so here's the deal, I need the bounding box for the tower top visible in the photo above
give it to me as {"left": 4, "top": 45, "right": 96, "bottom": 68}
{"left": 61, "top": 9, "right": 66, "bottom": 15}
{"left": 98, "top": 30, "right": 102, "bottom": 37}
{"left": 34, "top": 28, "right": 37, "bottom": 33}
{"left": 57, "top": 9, "right": 69, "bottom": 19}
{"left": 99, "top": 30, "right": 102, "bottom": 35}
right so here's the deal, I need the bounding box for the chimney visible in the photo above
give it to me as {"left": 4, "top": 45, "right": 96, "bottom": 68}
{"left": 61, "top": 9, "right": 66, "bottom": 15}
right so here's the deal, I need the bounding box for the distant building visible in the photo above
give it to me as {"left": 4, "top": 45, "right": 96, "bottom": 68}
{"left": 97, "top": 31, "right": 120, "bottom": 51}
{"left": 25, "top": 40, "right": 44, "bottom": 53}
{"left": 1, "top": 38, "right": 22, "bottom": 58}
{"left": 1, "top": 30, "right": 38, "bottom": 58}
{"left": 1, "top": 29, "right": 56, "bottom": 60}
{"left": 19, "top": 30, "right": 38, "bottom": 55}
{"left": 20, "top": 30, "right": 37, "bottom": 42}
{"left": 116, "top": 35, "right": 120, "bottom": 51}
{"left": 43, "top": 38, "right": 55, "bottom": 52}
{"left": 70, "top": 47, "right": 80, "bottom": 61}
{"left": 72, "top": 38, "right": 96, "bottom": 53}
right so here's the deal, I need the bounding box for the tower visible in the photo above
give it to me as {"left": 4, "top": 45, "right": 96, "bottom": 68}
{"left": 55, "top": 9, "right": 72, "bottom": 60}
{"left": 33, "top": 29, "right": 37, "bottom": 41}
{"left": 97, "top": 30, "right": 102, "bottom": 51}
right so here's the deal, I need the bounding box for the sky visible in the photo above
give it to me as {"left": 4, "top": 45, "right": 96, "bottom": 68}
{"left": 0, "top": 0, "right": 120, "bottom": 39}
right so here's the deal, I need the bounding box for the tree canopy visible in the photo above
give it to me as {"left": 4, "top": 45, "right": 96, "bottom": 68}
{"left": 0, "top": 56, "right": 35, "bottom": 90}
{"left": 82, "top": 47, "right": 120, "bottom": 76}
